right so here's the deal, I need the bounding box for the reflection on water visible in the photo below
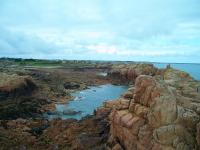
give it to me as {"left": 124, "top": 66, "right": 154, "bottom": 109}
{"left": 45, "top": 84, "right": 128, "bottom": 120}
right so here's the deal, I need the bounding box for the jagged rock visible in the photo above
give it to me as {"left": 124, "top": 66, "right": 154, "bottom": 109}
{"left": 134, "top": 75, "right": 169, "bottom": 107}
{"left": 128, "top": 86, "right": 135, "bottom": 92}
{"left": 1, "top": 63, "right": 200, "bottom": 150}
{"left": 104, "top": 98, "right": 130, "bottom": 110}
{"left": 138, "top": 124, "right": 153, "bottom": 148}
{"left": 108, "top": 72, "right": 200, "bottom": 150}
{"left": 175, "top": 106, "right": 200, "bottom": 129}
{"left": 108, "top": 64, "right": 157, "bottom": 83}
{"left": 153, "top": 124, "right": 195, "bottom": 147}
{"left": 147, "top": 94, "right": 177, "bottom": 128}
{"left": 162, "top": 68, "right": 193, "bottom": 82}
{"left": 112, "top": 144, "right": 123, "bottom": 150}
{"left": 122, "top": 91, "right": 133, "bottom": 99}
{"left": 129, "top": 103, "right": 149, "bottom": 118}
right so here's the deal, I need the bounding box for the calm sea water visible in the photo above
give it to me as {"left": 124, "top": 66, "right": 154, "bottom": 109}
{"left": 46, "top": 84, "right": 128, "bottom": 120}
{"left": 153, "top": 63, "right": 200, "bottom": 80}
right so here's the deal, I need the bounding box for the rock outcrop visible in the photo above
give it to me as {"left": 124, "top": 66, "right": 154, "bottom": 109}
{"left": 108, "top": 64, "right": 158, "bottom": 84}
{"left": 0, "top": 73, "right": 45, "bottom": 119}
{"left": 1, "top": 62, "right": 200, "bottom": 150}
{"left": 106, "top": 67, "right": 200, "bottom": 150}
{"left": 0, "top": 73, "right": 37, "bottom": 100}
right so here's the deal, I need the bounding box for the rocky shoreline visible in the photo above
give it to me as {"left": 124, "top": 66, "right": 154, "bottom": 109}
{"left": 105, "top": 64, "right": 200, "bottom": 150}
{"left": 0, "top": 61, "right": 200, "bottom": 150}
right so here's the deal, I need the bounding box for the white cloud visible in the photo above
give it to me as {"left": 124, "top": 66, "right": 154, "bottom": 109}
{"left": 0, "top": 0, "right": 200, "bottom": 62}
{"left": 87, "top": 44, "right": 189, "bottom": 57}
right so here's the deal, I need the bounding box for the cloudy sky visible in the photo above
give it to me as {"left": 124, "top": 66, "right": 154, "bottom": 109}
{"left": 0, "top": 0, "right": 200, "bottom": 62}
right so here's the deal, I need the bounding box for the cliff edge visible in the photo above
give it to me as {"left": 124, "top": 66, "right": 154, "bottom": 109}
{"left": 105, "top": 65, "right": 200, "bottom": 150}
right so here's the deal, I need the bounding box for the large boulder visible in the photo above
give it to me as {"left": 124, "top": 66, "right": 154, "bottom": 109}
{"left": 108, "top": 75, "right": 200, "bottom": 150}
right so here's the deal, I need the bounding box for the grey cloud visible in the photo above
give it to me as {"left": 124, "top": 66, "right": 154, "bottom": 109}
{"left": 0, "top": 27, "right": 61, "bottom": 56}
{"left": 0, "top": 0, "right": 200, "bottom": 62}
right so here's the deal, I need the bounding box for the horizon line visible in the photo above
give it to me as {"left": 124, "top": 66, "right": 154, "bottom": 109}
{"left": 1, "top": 57, "right": 200, "bottom": 65}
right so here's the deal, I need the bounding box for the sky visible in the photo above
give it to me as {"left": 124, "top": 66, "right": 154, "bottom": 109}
{"left": 0, "top": 0, "right": 200, "bottom": 63}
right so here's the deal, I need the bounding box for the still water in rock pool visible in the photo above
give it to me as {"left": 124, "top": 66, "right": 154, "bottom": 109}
{"left": 45, "top": 84, "right": 128, "bottom": 120}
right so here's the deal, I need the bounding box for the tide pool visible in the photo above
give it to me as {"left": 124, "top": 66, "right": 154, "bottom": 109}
{"left": 45, "top": 84, "right": 128, "bottom": 120}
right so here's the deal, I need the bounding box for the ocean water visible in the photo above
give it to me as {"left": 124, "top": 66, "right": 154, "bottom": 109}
{"left": 153, "top": 63, "right": 200, "bottom": 80}
{"left": 46, "top": 84, "right": 128, "bottom": 120}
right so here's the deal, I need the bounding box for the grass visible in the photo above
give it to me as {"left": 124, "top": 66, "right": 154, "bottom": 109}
{"left": 0, "top": 58, "right": 104, "bottom": 69}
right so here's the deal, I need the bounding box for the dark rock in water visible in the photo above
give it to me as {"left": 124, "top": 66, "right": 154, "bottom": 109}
{"left": 46, "top": 111, "right": 61, "bottom": 116}
{"left": 63, "top": 82, "right": 80, "bottom": 89}
{"left": 63, "top": 109, "right": 82, "bottom": 115}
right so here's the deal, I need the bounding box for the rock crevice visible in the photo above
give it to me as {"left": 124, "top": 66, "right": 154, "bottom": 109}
{"left": 106, "top": 66, "right": 200, "bottom": 150}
